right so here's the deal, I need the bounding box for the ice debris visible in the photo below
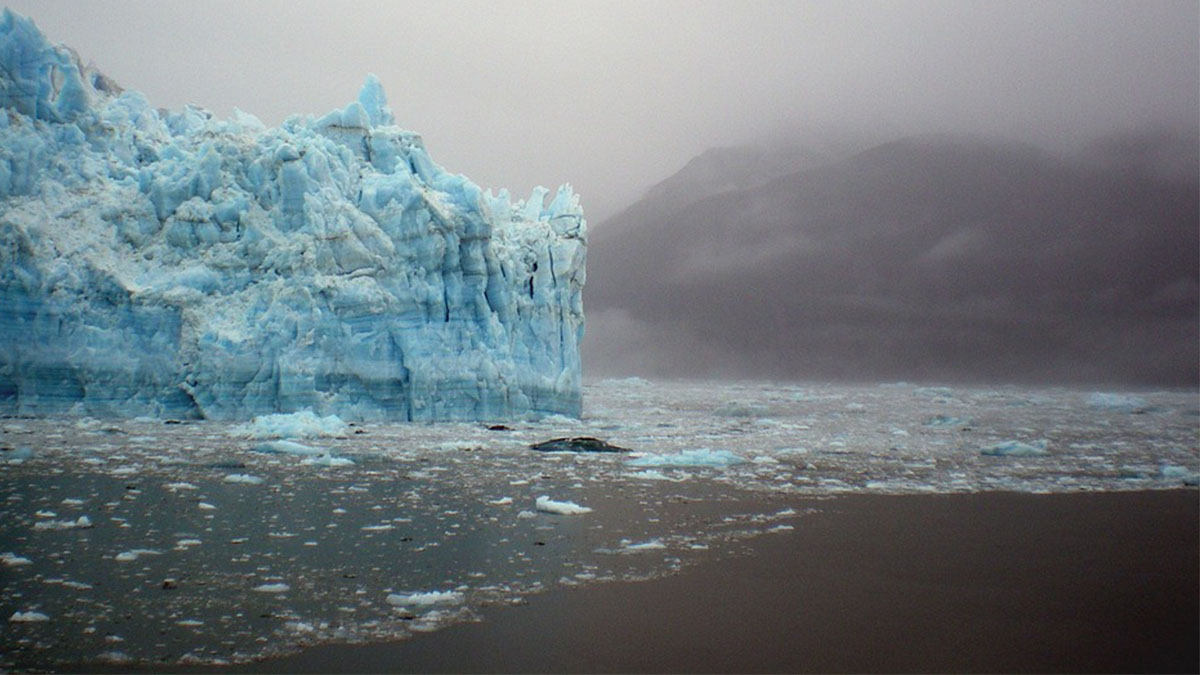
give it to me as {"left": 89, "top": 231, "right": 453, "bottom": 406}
{"left": 253, "top": 440, "right": 325, "bottom": 456}
{"left": 232, "top": 411, "right": 349, "bottom": 439}
{"left": 223, "top": 473, "right": 265, "bottom": 485}
{"left": 628, "top": 448, "right": 744, "bottom": 467}
{"left": 535, "top": 496, "right": 593, "bottom": 515}
{"left": 9, "top": 610, "right": 50, "bottom": 622}
{"left": 1, "top": 552, "right": 32, "bottom": 566}
{"left": 251, "top": 583, "right": 291, "bottom": 593}
{"left": 1159, "top": 464, "right": 1200, "bottom": 485}
{"left": 114, "top": 549, "right": 161, "bottom": 562}
{"left": 0, "top": 9, "right": 586, "bottom": 422}
{"left": 980, "top": 440, "right": 1050, "bottom": 457}
{"left": 32, "top": 516, "right": 93, "bottom": 530}
{"left": 385, "top": 591, "right": 464, "bottom": 607}
{"left": 1086, "top": 393, "right": 1151, "bottom": 413}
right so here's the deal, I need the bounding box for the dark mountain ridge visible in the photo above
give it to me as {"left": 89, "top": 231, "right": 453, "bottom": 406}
{"left": 585, "top": 131, "right": 1198, "bottom": 386}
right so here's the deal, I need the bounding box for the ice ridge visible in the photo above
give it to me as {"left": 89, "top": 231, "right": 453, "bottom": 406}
{"left": 0, "top": 10, "right": 586, "bottom": 421}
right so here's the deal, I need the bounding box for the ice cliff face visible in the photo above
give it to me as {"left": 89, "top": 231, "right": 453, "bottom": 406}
{"left": 0, "top": 10, "right": 586, "bottom": 421}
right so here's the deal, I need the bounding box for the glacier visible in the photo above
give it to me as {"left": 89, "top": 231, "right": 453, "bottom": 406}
{"left": 0, "top": 10, "right": 586, "bottom": 421}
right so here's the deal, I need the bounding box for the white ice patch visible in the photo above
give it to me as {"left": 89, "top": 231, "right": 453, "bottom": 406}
{"left": 2, "top": 552, "right": 32, "bottom": 566}
{"left": 300, "top": 454, "right": 354, "bottom": 467}
{"left": 9, "top": 610, "right": 50, "bottom": 622}
{"left": 535, "top": 496, "right": 592, "bottom": 515}
{"left": 385, "top": 591, "right": 464, "bottom": 607}
{"left": 1086, "top": 393, "right": 1150, "bottom": 413}
{"left": 114, "top": 549, "right": 161, "bottom": 562}
{"left": 628, "top": 448, "right": 744, "bottom": 468}
{"left": 251, "top": 583, "right": 290, "bottom": 593}
{"left": 254, "top": 440, "right": 325, "bottom": 456}
{"left": 980, "top": 440, "right": 1049, "bottom": 457}
{"left": 223, "top": 474, "right": 264, "bottom": 485}
{"left": 231, "top": 410, "right": 350, "bottom": 439}
{"left": 33, "top": 516, "right": 93, "bottom": 530}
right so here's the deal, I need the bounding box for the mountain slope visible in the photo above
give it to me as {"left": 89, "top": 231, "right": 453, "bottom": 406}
{"left": 585, "top": 133, "right": 1198, "bottom": 386}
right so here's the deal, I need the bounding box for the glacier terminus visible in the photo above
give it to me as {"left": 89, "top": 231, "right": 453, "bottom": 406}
{"left": 0, "top": 10, "right": 586, "bottom": 421}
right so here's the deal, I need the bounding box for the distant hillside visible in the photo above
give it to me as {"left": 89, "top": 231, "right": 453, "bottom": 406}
{"left": 585, "top": 131, "right": 1199, "bottom": 386}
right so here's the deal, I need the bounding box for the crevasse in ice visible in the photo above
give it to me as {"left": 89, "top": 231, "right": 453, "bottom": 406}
{"left": 0, "top": 10, "right": 586, "bottom": 421}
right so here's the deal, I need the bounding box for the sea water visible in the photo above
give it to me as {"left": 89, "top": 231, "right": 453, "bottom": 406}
{"left": 2, "top": 379, "right": 1196, "bottom": 668}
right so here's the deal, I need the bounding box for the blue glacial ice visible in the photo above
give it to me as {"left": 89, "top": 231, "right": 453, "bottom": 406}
{"left": 0, "top": 10, "right": 585, "bottom": 421}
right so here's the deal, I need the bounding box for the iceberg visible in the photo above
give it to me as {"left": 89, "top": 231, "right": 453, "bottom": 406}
{"left": 0, "top": 10, "right": 586, "bottom": 421}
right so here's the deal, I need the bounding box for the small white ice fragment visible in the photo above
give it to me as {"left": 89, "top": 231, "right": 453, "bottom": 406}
{"left": 114, "top": 549, "right": 161, "bottom": 562}
{"left": 623, "top": 539, "right": 666, "bottom": 552}
{"left": 1, "top": 552, "right": 32, "bottom": 566}
{"left": 980, "top": 440, "right": 1049, "bottom": 457}
{"left": 251, "top": 583, "right": 290, "bottom": 593}
{"left": 198, "top": 502, "right": 217, "bottom": 510}
{"left": 487, "top": 497, "right": 513, "bottom": 505}
{"left": 385, "top": 591, "right": 464, "bottom": 606}
{"left": 9, "top": 610, "right": 49, "bottom": 622}
{"left": 223, "top": 474, "right": 264, "bottom": 485}
{"left": 535, "top": 496, "right": 592, "bottom": 515}
{"left": 33, "top": 516, "right": 93, "bottom": 530}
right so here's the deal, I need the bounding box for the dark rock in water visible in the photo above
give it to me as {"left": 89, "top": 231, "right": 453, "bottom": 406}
{"left": 529, "top": 437, "right": 630, "bottom": 453}
{"left": 487, "top": 424, "right": 513, "bottom": 431}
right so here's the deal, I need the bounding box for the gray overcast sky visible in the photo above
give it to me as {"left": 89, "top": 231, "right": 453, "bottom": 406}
{"left": 6, "top": 0, "right": 1197, "bottom": 222}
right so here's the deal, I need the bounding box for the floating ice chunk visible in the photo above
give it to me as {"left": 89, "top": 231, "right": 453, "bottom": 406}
{"left": 535, "top": 496, "right": 592, "bottom": 515}
{"left": 925, "top": 415, "right": 970, "bottom": 427}
{"left": 176, "top": 619, "right": 204, "bottom": 627}
{"left": 234, "top": 411, "right": 350, "bottom": 439}
{"left": 1160, "top": 464, "right": 1200, "bottom": 485}
{"left": 9, "top": 611, "right": 49, "bottom": 622}
{"left": 516, "top": 510, "right": 537, "bottom": 519}
{"left": 174, "top": 539, "right": 202, "bottom": 549}
{"left": 164, "top": 482, "right": 198, "bottom": 491}
{"left": 60, "top": 498, "right": 86, "bottom": 506}
{"left": 254, "top": 440, "right": 325, "bottom": 455}
{"left": 3, "top": 446, "right": 32, "bottom": 462}
{"left": 198, "top": 502, "right": 217, "bottom": 510}
{"left": 980, "top": 440, "right": 1050, "bottom": 457}
{"left": 385, "top": 591, "right": 464, "bottom": 606}
{"left": 628, "top": 469, "right": 675, "bottom": 481}
{"left": 300, "top": 454, "right": 354, "bottom": 467}
{"left": 114, "top": 549, "right": 161, "bottom": 562}
{"left": 767, "top": 524, "right": 795, "bottom": 533}
{"left": 33, "top": 516, "right": 93, "bottom": 530}
{"left": 487, "top": 497, "right": 514, "bottom": 505}
{"left": 628, "top": 448, "right": 744, "bottom": 468}
{"left": 1086, "top": 393, "right": 1150, "bottom": 413}
{"left": 251, "top": 583, "right": 290, "bottom": 593}
{"left": 1, "top": 552, "right": 32, "bottom": 566}
{"left": 223, "top": 474, "right": 264, "bottom": 485}
{"left": 622, "top": 539, "right": 666, "bottom": 552}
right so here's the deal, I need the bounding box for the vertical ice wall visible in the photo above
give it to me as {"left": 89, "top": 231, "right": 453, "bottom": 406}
{"left": 0, "top": 10, "right": 586, "bottom": 421}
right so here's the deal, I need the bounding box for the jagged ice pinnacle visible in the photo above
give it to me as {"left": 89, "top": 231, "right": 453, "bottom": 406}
{"left": 0, "top": 10, "right": 586, "bottom": 421}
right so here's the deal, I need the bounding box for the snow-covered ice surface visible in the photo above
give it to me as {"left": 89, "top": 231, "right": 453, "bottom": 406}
{"left": 2, "top": 379, "right": 1197, "bottom": 669}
